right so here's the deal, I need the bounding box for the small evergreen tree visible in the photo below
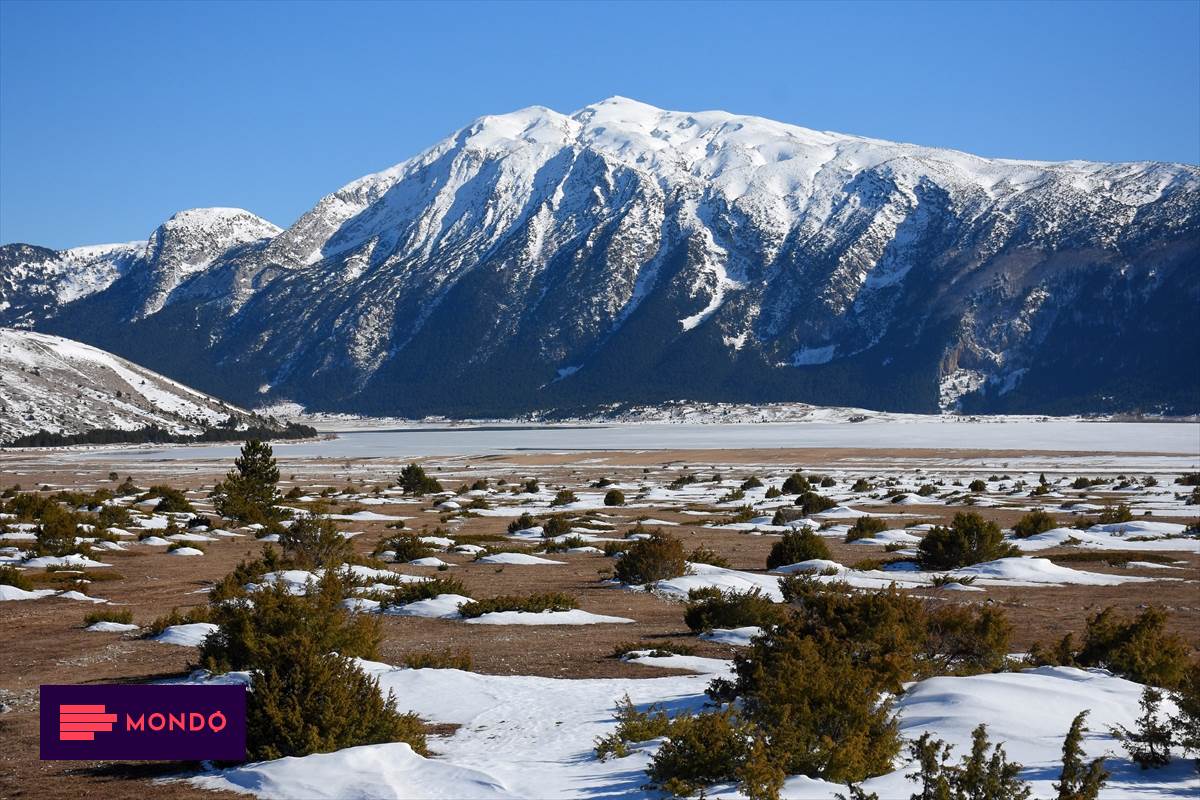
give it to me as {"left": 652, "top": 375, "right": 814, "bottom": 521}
{"left": 614, "top": 533, "right": 686, "bottom": 584}
{"left": 1172, "top": 662, "right": 1200, "bottom": 769}
{"left": 917, "top": 512, "right": 1017, "bottom": 570}
{"left": 846, "top": 516, "right": 888, "bottom": 542}
{"left": 781, "top": 472, "right": 811, "bottom": 494}
{"left": 397, "top": 463, "right": 443, "bottom": 495}
{"left": 1111, "top": 687, "right": 1173, "bottom": 769}
{"left": 604, "top": 488, "right": 626, "bottom": 506}
{"left": 212, "top": 439, "right": 282, "bottom": 524}
{"left": 1012, "top": 510, "right": 1058, "bottom": 539}
{"left": 247, "top": 641, "right": 425, "bottom": 760}
{"left": 766, "top": 526, "right": 831, "bottom": 569}
{"left": 1075, "top": 606, "right": 1190, "bottom": 688}
{"left": 1054, "top": 711, "right": 1108, "bottom": 800}
{"left": 954, "top": 725, "right": 1030, "bottom": 800}
{"left": 715, "top": 629, "right": 901, "bottom": 783}
{"left": 279, "top": 515, "right": 351, "bottom": 569}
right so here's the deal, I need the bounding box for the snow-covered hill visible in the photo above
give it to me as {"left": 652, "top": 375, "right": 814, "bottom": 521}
{"left": 0, "top": 328, "right": 252, "bottom": 441}
{"left": 2, "top": 98, "right": 1197, "bottom": 417}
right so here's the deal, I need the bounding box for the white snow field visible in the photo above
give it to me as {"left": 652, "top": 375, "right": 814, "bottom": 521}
{"left": 186, "top": 662, "right": 1197, "bottom": 800}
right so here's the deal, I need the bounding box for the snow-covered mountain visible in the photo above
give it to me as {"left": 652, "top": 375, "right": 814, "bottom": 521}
{"left": 0, "top": 328, "right": 257, "bottom": 441}
{"left": 3, "top": 97, "right": 1197, "bottom": 416}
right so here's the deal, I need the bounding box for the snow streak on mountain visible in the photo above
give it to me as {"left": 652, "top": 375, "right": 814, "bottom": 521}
{"left": 2, "top": 97, "right": 1197, "bottom": 416}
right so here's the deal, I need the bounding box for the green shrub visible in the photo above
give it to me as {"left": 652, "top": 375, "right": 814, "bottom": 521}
{"left": 402, "top": 648, "right": 472, "bottom": 670}
{"left": 766, "top": 526, "right": 831, "bottom": 569}
{"left": 198, "top": 571, "right": 380, "bottom": 673}
{"left": 208, "top": 551, "right": 274, "bottom": 602}
{"left": 144, "top": 485, "right": 195, "bottom": 514}
{"left": 741, "top": 477, "right": 763, "bottom": 490}
{"left": 1111, "top": 687, "right": 1173, "bottom": 769}
{"left": 0, "top": 565, "right": 33, "bottom": 590}
{"left": 247, "top": 645, "right": 426, "bottom": 760}
{"left": 1075, "top": 606, "right": 1191, "bottom": 688}
{"left": 668, "top": 474, "right": 699, "bottom": 490}
{"left": 923, "top": 604, "right": 1012, "bottom": 674}
{"left": 917, "top": 484, "right": 936, "bottom": 497}
{"left": 385, "top": 576, "right": 468, "bottom": 606}
{"left": 907, "top": 726, "right": 1030, "bottom": 800}
{"left": 968, "top": 479, "right": 987, "bottom": 492}
{"left": 686, "top": 546, "right": 730, "bottom": 568}
{"left": 711, "top": 627, "right": 900, "bottom": 784}
{"left": 684, "top": 588, "right": 785, "bottom": 632}
{"left": 1055, "top": 711, "right": 1109, "bottom": 799}
{"left": 145, "top": 605, "right": 213, "bottom": 637}
{"left": 794, "top": 491, "right": 836, "bottom": 516}
{"left": 280, "top": 515, "right": 351, "bottom": 569}
{"left": 594, "top": 695, "right": 672, "bottom": 761}
{"left": 83, "top": 609, "right": 134, "bottom": 626}
{"left": 1012, "top": 509, "right": 1058, "bottom": 538}
{"left": 542, "top": 515, "right": 572, "bottom": 537}
{"left": 96, "top": 503, "right": 132, "bottom": 529}
{"left": 507, "top": 512, "right": 536, "bottom": 533}
{"left": 764, "top": 486, "right": 782, "bottom": 499}
{"left": 397, "top": 463, "right": 443, "bottom": 495}
{"left": 375, "top": 534, "right": 433, "bottom": 563}
{"left": 611, "top": 641, "right": 696, "bottom": 658}
{"left": 917, "top": 512, "right": 1018, "bottom": 570}
{"left": 851, "top": 478, "right": 873, "bottom": 492}
{"left": 613, "top": 533, "right": 687, "bottom": 584}
{"left": 457, "top": 592, "right": 577, "bottom": 618}
{"left": 845, "top": 516, "right": 887, "bottom": 542}
{"left": 551, "top": 489, "right": 578, "bottom": 506}
{"left": 781, "top": 473, "right": 810, "bottom": 494}
{"left": 34, "top": 504, "right": 81, "bottom": 556}
{"left": 647, "top": 708, "right": 758, "bottom": 797}
{"left": 543, "top": 534, "right": 590, "bottom": 553}
{"left": 1098, "top": 503, "right": 1134, "bottom": 524}
{"left": 603, "top": 541, "right": 632, "bottom": 557}
{"left": 604, "top": 489, "right": 626, "bottom": 506}
{"left": 1172, "top": 662, "right": 1200, "bottom": 764}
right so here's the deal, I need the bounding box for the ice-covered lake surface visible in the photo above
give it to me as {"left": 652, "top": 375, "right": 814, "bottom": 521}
{"left": 72, "top": 419, "right": 1200, "bottom": 461}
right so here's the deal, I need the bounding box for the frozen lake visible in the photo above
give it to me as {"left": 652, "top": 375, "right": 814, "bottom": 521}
{"left": 71, "top": 419, "right": 1200, "bottom": 461}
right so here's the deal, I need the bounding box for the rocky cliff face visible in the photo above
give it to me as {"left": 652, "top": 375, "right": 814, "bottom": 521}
{"left": 3, "top": 97, "right": 1197, "bottom": 416}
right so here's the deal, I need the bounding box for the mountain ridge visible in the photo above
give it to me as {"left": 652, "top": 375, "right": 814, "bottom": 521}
{"left": 2, "top": 97, "right": 1197, "bottom": 417}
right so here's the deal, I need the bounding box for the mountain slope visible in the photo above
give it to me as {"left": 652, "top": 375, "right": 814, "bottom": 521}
{"left": 3, "top": 97, "right": 1197, "bottom": 416}
{"left": 0, "top": 328, "right": 268, "bottom": 441}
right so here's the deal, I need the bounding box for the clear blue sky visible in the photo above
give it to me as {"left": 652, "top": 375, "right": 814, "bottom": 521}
{"left": 2, "top": 0, "right": 1197, "bottom": 248}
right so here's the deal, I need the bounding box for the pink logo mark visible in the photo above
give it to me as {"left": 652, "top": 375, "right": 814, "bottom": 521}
{"left": 59, "top": 704, "right": 117, "bottom": 741}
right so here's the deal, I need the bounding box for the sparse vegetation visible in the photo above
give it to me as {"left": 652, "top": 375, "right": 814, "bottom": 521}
{"left": 83, "top": 609, "right": 134, "bottom": 626}
{"left": 279, "top": 515, "right": 351, "bottom": 569}
{"left": 613, "top": 532, "right": 687, "bottom": 584}
{"left": 845, "top": 516, "right": 887, "bottom": 542}
{"left": 1012, "top": 509, "right": 1059, "bottom": 538}
{"left": 402, "top": 648, "right": 472, "bottom": 670}
{"left": 604, "top": 488, "right": 626, "bottom": 506}
{"left": 457, "top": 592, "right": 578, "bottom": 618}
{"left": 683, "top": 587, "right": 785, "bottom": 632}
{"left": 917, "top": 512, "right": 1018, "bottom": 570}
{"left": 766, "top": 526, "right": 830, "bottom": 569}
{"left": 0, "top": 566, "right": 33, "bottom": 591}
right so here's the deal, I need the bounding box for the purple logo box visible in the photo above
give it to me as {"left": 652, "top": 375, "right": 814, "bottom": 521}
{"left": 41, "top": 684, "right": 246, "bottom": 761}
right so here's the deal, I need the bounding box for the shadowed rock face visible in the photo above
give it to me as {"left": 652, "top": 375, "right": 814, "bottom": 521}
{"left": 3, "top": 97, "right": 1198, "bottom": 416}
